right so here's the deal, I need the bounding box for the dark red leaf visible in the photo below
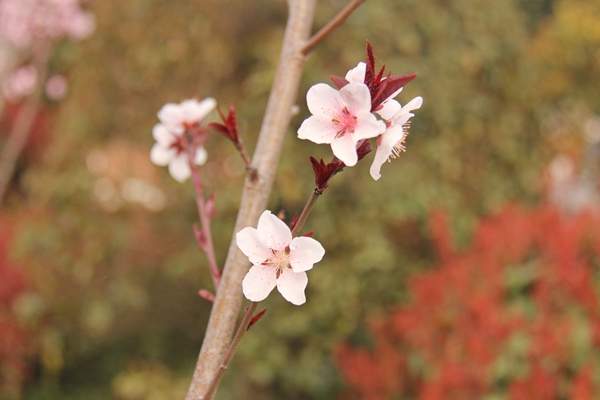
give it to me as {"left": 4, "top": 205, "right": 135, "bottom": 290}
{"left": 247, "top": 308, "right": 267, "bottom": 330}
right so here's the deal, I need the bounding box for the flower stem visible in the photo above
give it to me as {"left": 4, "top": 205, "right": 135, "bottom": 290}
{"left": 292, "top": 188, "right": 321, "bottom": 235}
{"left": 188, "top": 152, "right": 221, "bottom": 289}
{"left": 203, "top": 302, "right": 258, "bottom": 399}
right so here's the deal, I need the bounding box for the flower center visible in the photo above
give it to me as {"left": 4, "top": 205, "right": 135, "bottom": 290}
{"left": 262, "top": 248, "right": 291, "bottom": 278}
{"left": 332, "top": 107, "right": 358, "bottom": 137}
{"left": 169, "top": 135, "right": 186, "bottom": 155}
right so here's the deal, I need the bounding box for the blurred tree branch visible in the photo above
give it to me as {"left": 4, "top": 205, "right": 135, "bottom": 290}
{"left": 0, "top": 47, "right": 50, "bottom": 206}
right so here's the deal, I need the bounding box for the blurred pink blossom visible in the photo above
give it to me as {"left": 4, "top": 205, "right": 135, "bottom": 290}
{"left": 1, "top": 65, "right": 37, "bottom": 101}
{"left": 0, "top": 0, "right": 95, "bottom": 49}
{"left": 45, "top": 74, "right": 68, "bottom": 100}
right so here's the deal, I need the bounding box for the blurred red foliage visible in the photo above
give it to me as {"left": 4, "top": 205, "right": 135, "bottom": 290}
{"left": 0, "top": 102, "right": 52, "bottom": 160}
{"left": 0, "top": 216, "right": 30, "bottom": 394}
{"left": 336, "top": 205, "right": 600, "bottom": 400}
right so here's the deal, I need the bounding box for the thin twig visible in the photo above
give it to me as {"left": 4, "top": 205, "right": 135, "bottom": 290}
{"left": 292, "top": 189, "right": 321, "bottom": 235}
{"left": 188, "top": 152, "right": 221, "bottom": 289}
{"left": 0, "top": 48, "right": 50, "bottom": 205}
{"left": 301, "top": 0, "right": 366, "bottom": 56}
{"left": 202, "top": 302, "right": 258, "bottom": 399}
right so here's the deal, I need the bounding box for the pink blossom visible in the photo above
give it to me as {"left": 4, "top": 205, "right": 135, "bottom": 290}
{"left": 370, "top": 96, "right": 423, "bottom": 181}
{"left": 0, "top": 0, "right": 95, "bottom": 49}
{"left": 236, "top": 210, "right": 325, "bottom": 305}
{"left": 297, "top": 83, "right": 385, "bottom": 166}
{"left": 150, "top": 98, "right": 216, "bottom": 182}
{"left": 45, "top": 74, "right": 68, "bottom": 100}
{"left": 1, "top": 65, "right": 37, "bottom": 101}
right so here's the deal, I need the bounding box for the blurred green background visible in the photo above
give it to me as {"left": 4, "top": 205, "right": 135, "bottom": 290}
{"left": 2, "top": 0, "right": 600, "bottom": 398}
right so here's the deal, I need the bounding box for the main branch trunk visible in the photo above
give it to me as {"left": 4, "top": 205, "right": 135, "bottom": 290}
{"left": 185, "top": 1, "right": 316, "bottom": 399}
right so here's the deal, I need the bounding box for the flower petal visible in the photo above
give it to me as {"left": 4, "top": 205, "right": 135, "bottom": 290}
{"left": 257, "top": 210, "right": 292, "bottom": 251}
{"left": 345, "top": 62, "right": 366, "bottom": 83}
{"left": 377, "top": 99, "right": 402, "bottom": 121}
{"left": 195, "top": 147, "right": 208, "bottom": 165}
{"left": 369, "top": 125, "right": 406, "bottom": 181}
{"left": 158, "top": 103, "right": 183, "bottom": 131}
{"left": 307, "top": 83, "right": 343, "bottom": 119}
{"left": 152, "top": 124, "right": 173, "bottom": 146}
{"left": 331, "top": 134, "right": 358, "bottom": 167}
{"left": 168, "top": 155, "right": 191, "bottom": 182}
{"left": 289, "top": 236, "right": 325, "bottom": 272}
{"left": 242, "top": 265, "right": 277, "bottom": 302}
{"left": 339, "top": 83, "right": 372, "bottom": 114}
{"left": 150, "top": 143, "right": 174, "bottom": 166}
{"left": 276, "top": 270, "right": 308, "bottom": 306}
{"left": 403, "top": 96, "right": 423, "bottom": 113}
{"left": 236, "top": 227, "right": 270, "bottom": 264}
{"left": 297, "top": 116, "right": 337, "bottom": 144}
{"left": 181, "top": 98, "right": 216, "bottom": 123}
{"left": 354, "top": 113, "right": 386, "bottom": 140}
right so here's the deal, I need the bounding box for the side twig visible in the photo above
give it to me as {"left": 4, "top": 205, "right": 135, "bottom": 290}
{"left": 189, "top": 153, "right": 221, "bottom": 289}
{"left": 301, "top": 0, "right": 366, "bottom": 56}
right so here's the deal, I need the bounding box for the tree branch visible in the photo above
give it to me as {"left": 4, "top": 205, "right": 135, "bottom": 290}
{"left": 301, "top": 0, "right": 366, "bottom": 56}
{"left": 184, "top": 1, "right": 317, "bottom": 399}
{"left": 0, "top": 48, "right": 50, "bottom": 205}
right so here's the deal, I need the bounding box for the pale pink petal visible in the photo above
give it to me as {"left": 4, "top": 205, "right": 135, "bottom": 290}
{"left": 194, "top": 147, "right": 208, "bottom": 165}
{"left": 345, "top": 62, "right": 366, "bottom": 83}
{"left": 242, "top": 266, "right": 277, "bottom": 302}
{"left": 307, "top": 83, "right": 343, "bottom": 119}
{"left": 339, "top": 83, "right": 372, "bottom": 114}
{"left": 276, "top": 270, "right": 308, "bottom": 305}
{"left": 297, "top": 116, "right": 338, "bottom": 144}
{"left": 150, "top": 143, "right": 174, "bottom": 166}
{"left": 181, "top": 98, "right": 216, "bottom": 123}
{"left": 236, "top": 227, "right": 270, "bottom": 264}
{"left": 289, "top": 236, "right": 325, "bottom": 272}
{"left": 256, "top": 210, "right": 292, "bottom": 251}
{"left": 331, "top": 135, "right": 358, "bottom": 166}
{"left": 354, "top": 113, "right": 386, "bottom": 140}
{"left": 158, "top": 103, "right": 182, "bottom": 126}
{"left": 152, "top": 124, "right": 173, "bottom": 146}
{"left": 403, "top": 96, "right": 423, "bottom": 113}
{"left": 377, "top": 99, "right": 402, "bottom": 120}
{"left": 168, "top": 155, "right": 191, "bottom": 182}
{"left": 369, "top": 125, "right": 406, "bottom": 181}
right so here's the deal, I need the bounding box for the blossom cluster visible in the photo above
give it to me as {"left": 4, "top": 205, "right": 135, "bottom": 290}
{"left": 150, "top": 45, "right": 422, "bottom": 307}
{"left": 298, "top": 44, "right": 423, "bottom": 181}
{"left": 0, "top": 0, "right": 94, "bottom": 49}
{"left": 336, "top": 205, "right": 600, "bottom": 399}
{"left": 150, "top": 98, "right": 216, "bottom": 182}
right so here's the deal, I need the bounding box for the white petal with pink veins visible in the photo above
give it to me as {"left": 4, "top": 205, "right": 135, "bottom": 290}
{"left": 354, "top": 113, "right": 386, "bottom": 140}
{"left": 168, "top": 155, "right": 191, "bottom": 182}
{"left": 297, "top": 116, "right": 338, "bottom": 144}
{"left": 345, "top": 62, "right": 366, "bottom": 83}
{"left": 257, "top": 210, "right": 292, "bottom": 251}
{"left": 242, "top": 266, "right": 277, "bottom": 302}
{"left": 276, "top": 270, "right": 308, "bottom": 305}
{"left": 331, "top": 134, "right": 358, "bottom": 166}
{"left": 236, "top": 227, "right": 271, "bottom": 264}
{"left": 150, "top": 143, "right": 174, "bottom": 166}
{"left": 339, "top": 83, "right": 372, "bottom": 114}
{"left": 306, "top": 83, "right": 343, "bottom": 119}
{"left": 289, "top": 236, "right": 325, "bottom": 272}
{"left": 152, "top": 124, "right": 173, "bottom": 146}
